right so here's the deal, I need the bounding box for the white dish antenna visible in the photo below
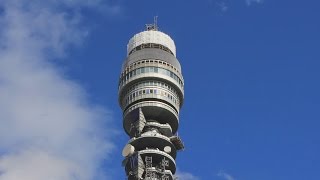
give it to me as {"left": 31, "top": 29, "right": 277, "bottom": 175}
{"left": 122, "top": 144, "right": 135, "bottom": 157}
{"left": 164, "top": 146, "right": 172, "bottom": 153}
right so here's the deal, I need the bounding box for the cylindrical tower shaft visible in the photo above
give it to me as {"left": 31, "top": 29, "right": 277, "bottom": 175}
{"left": 120, "top": 22, "right": 184, "bottom": 180}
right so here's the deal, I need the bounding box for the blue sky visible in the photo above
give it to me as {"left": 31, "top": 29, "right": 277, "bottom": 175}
{"left": 0, "top": 0, "right": 319, "bottom": 180}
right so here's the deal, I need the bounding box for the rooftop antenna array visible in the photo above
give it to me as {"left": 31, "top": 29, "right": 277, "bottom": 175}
{"left": 146, "top": 16, "right": 158, "bottom": 31}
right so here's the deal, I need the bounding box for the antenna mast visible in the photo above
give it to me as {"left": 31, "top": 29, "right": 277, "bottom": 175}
{"left": 146, "top": 16, "right": 158, "bottom": 31}
{"left": 154, "top": 16, "right": 158, "bottom": 30}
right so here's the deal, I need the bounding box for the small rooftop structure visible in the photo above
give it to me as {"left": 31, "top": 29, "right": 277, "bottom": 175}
{"left": 146, "top": 16, "right": 158, "bottom": 31}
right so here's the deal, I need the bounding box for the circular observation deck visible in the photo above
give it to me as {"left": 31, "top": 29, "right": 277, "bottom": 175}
{"left": 118, "top": 59, "right": 184, "bottom": 110}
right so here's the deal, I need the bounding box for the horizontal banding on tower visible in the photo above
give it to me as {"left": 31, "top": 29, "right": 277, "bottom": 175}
{"left": 120, "top": 23, "right": 184, "bottom": 179}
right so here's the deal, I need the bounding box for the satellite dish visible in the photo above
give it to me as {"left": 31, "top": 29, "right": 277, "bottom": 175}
{"left": 122, "top": 144, "right": 135, "bottom": 157}
{"left": 164, "top": 146, "right": 171, "bottom": 153}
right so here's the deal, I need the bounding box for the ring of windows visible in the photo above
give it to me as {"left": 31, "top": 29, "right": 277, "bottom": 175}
{"left": 122, "top": 59, "right": 182, "bottom": 78}
{"left": 123, "top": 87, "right": 180, "bottom": 110}
{"left": 124, "top": 80, "right": 180, "bottom": 100}
{"left": 128, "top": 43, "right": 175, "bottom": 56}
{"left": 119, "top": 66, "right": 184, "bottom": 90}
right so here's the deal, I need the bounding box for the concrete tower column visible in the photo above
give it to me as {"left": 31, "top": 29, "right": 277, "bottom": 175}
{"left": 119, "top": 21, "right": 185, "bottom": 180}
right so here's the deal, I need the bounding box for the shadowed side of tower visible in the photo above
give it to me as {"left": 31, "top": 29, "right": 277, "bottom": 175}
{"left": 119, "top": 21, "right": 185, "bottom": 180}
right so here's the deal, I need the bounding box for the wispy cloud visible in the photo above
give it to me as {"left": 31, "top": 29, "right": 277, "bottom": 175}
{"left": 217, "top": 1, "right": 229, "bottom": 12}
{"left": 217, "top": 170, "right": 235, "bottom": 180}
{"left": 175, "top": 170, "right": 200, "bottom": 180}
{"left": 246, "top": 0, "right": 264, "bottom": 6}
{"left": 209, "top": 0, "right": 229, "bottom": 13}
{"left": 0, "top": 0, "right": 118, "bottom": 180}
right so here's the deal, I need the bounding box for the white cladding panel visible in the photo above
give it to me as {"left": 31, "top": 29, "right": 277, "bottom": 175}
{"left": 127, "top": 31, "right": 176, "bottom": 57}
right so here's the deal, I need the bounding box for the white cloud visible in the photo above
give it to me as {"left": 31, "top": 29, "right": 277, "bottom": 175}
{"left": 217, "top": 1, "right": 228, "bottom": 12}
{"left": 209, "top": 0, "right": 229, "bottom": 13}
{"left": 0, "top": 0, "right": 117, "bottom": 180}
{"left": 246, "top": 0, "right": 264, "bottom": 6}
{"left": 217, "top": 170, "right": 235, "bottom": 180}
{"left": 175, "top": 170, "right": 200, "bottom": 180}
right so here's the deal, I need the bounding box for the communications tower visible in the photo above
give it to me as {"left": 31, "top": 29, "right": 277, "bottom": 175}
{"left": 119, "top": 19, "right": 185, "bottom": 180}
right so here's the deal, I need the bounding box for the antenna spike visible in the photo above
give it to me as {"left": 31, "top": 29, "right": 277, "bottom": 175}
{"left": 145, "top": 16, "right": 159, "bottom": 31}
{"left": 154, "top": 16, "right": 158, "bottom": 31}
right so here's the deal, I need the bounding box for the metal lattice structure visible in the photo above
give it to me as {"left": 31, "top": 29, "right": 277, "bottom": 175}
{"left": 120, "top": 20, "right": 185, "bottom": 180}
